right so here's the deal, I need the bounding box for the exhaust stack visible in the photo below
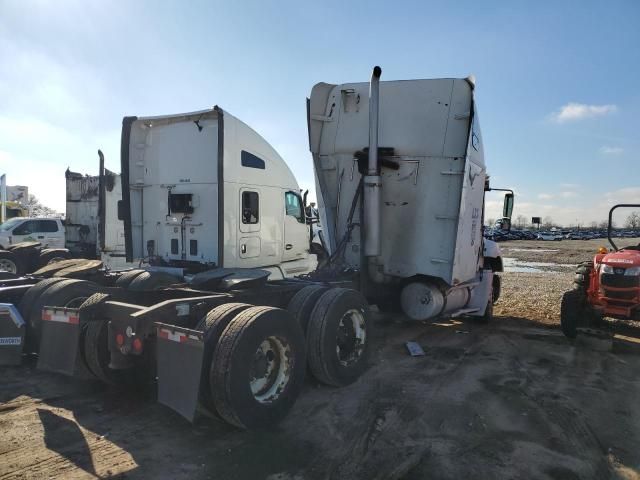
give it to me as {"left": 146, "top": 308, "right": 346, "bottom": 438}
{"left": 364, "top": 66, "right": 382, "bottom": 257}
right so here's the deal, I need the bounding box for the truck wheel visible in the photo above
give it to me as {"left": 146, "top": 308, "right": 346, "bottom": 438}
{"left": 32, "top": 259, "right": 83, "bottom": 277}
{"left": 0, "top": 251, "right": 25, "bottom": 275}
{"left": 307, "top": 288, "right": 371, "bottom": 387}
{"left": 196, "top": 303, "right": 252, "bottom": 411}
{"left": 83, "top": 318, "right": 127, "bottom": 385}
{"left": 39, "top": 249, "right": 71, "bottom": 268}
{"left": 17, "top": 278, "right": 70, "bottom": 326}
{"left": 210, "top": 306, "right": 306, "bottom": 430}
{"left": 478, "top": 296, "right": 494, "bottom": 324}
{"left": 115, "top": 269, "right": 145, "bottom": 288}
{"left": 128, "top": 271, "right": 182, "bottom": 291}
{"left": 560, "top": 289, "right": 584, "bottom": 338}
{"left": 286, "top": 285, "right": 329, "bottom": 333}
{"left": 28, "top": 279, "right": 99, "bottom": 352}
{"left": 492, "top": 274, "right": 501, "bottom": 304}
{"left": 8, "top": 244, "right": 40, "bottom": 273}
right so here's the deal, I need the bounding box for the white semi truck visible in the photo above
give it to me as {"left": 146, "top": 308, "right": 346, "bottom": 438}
{"left": 0, "top": 67, "right": 509, "bottom": 430}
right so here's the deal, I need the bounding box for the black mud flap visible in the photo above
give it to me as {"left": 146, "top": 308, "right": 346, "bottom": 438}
{"left": 155, "top": 322, "right": 204, "bottom": 422}
{"left": 37, "top": 307, "right": 82, "bottom": 375}
{"left": 0, "top": 303, "right": 26, "bottom": 365}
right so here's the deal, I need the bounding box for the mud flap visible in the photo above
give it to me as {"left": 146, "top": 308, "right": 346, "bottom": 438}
{"left": 155, "top": 322, "right": 204, "bottom": 422}
{"left": 466, "top": 270, "right": 493, "bottom": 316}
{"left": 37, "top": 307, "right": 81, "bottom": 375}
{"left": 0, "top": 303, "right": 26, "bottom": 365}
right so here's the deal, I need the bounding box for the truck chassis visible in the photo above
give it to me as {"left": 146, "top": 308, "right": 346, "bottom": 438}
{"left": 0, "top": 266, "right": 369, "bottom": 430}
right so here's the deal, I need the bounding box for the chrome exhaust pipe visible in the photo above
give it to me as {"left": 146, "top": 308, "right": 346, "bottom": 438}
{"left": 364, "top": 66, "right": 382, "bottom": 257}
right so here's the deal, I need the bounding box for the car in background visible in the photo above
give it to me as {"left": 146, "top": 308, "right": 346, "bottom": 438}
{"left": 537, "top": 232, "right": 562, "bottom": 241}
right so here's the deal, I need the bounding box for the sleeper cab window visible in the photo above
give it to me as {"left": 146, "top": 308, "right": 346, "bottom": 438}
{"left": 241, "top": 150, "right": 265, "bottom": 169}
{"left": 285, "top": 191, "right": 304, "bottom": 223}
{"left": 242, "top": 191, "right": 259, "bottom": 224}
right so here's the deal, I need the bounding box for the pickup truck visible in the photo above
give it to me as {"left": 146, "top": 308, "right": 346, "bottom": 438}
{"left": 0, "top": 217, "right": 66, "bottom": 250}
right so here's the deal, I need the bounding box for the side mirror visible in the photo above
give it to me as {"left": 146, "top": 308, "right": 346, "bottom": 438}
{"left": 117, "top": 200, "right": 125, "bottom": 221}
{"left": 503, "top": 193, "right": 514, "bottom": 219}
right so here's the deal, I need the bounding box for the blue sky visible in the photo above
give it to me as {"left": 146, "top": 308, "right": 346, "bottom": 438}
{"left": 1, "top": 0, "right": 638, "bottom": 226}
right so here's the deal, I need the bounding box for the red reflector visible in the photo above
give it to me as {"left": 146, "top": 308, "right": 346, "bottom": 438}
{"left": 115, "top": 333, "right": 124, "bottom": 346}
{"left": 132, "top": 338, "right": 143, "bottom": 352}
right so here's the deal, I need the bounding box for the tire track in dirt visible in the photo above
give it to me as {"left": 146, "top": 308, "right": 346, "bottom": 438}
{"left": 497, "top": 329, "right": 613, "bottom": 479}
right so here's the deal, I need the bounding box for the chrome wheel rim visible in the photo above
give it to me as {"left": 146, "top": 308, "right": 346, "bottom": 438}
{"left": 0, "top": 259, "right": 17, "bottom": 274}
{"left": 336, "top": 308, "right": 366, "bottom": 366}
{"left": 249, "top": 336, "right": 292, "bottom": 403}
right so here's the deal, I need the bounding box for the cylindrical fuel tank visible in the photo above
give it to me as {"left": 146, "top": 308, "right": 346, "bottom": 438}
{"left": 400, "top": 281, "right": 471, "bottom": 321}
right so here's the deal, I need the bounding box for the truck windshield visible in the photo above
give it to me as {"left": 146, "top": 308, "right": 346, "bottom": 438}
{"left": 0, "top": 218, "right": 24, "bottom": 231}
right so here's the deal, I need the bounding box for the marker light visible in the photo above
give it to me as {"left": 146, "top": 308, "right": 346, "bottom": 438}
{"left": 115, "top": 333, "right": 125, "bottom": 346}
{"left": 132, "top": 338, "right": 143, "bottom": 352}
{"left": 597, "top": 247, "right": 608, "bottom": 254}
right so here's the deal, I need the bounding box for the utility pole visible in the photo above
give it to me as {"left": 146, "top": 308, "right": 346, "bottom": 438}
{"left": 0, "top": 174, "right": 6, "bottom": 224}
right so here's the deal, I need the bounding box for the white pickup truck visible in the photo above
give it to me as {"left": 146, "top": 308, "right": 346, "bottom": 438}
{"left": 0, "top": 217, "right": 66, "bottom": 250}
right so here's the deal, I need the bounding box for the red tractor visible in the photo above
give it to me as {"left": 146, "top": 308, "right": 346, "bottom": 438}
{"left": 561, "top": 204, "right": 640, "bottom": 338}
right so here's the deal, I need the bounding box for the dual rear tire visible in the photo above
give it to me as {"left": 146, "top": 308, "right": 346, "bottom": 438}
{"left": 197, "top": 286, "right": 371, "bottom": 429}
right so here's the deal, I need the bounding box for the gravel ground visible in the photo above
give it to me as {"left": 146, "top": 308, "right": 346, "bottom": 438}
{"left": 494, "top": 271, "right": 571, "bottom": 325}
{"left": 494, "top": 237, "right": 640, "bottom": 327}
{"left": 2, "top": 238, "right": 640, "bottom": 479}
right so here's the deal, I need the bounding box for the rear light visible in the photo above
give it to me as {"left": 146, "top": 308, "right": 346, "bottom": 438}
{"left": 115, "top": 333, "right": 125, "bottom": 346}
{"left": 132, "top": 338, "right": 143, "bottom": 353}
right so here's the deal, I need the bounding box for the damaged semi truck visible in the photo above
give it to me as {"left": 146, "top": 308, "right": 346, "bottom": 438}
{"left": 0, "top": 67, "right": 510, "bottom": 430}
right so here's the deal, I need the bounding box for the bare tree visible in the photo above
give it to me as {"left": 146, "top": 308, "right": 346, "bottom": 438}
{"left": 26, "top": 195, "right": 58, "bottom": 217}
{"left": 598, "top": 220, "right": 609, "bottom": 230}
{"left": 625, "top": 211, "right": 640, "bottom": 230}
{"left": 542, "top": 216, "right": 554, "bottom": 229}
{"left": 486, "top": 218, "right": 495, "bottom": 227}
{"left": 515, "top": 215, "right": 527, "bottom": 229}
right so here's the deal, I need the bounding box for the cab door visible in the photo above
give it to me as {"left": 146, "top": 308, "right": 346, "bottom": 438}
{"left": 39, "top": 219, "right": 64, "bottom": 248}
{"left": 11, "top": 219, "right": 39, "bottom": 244}
{"left": 238, "top": 188, "right": 261, "bottom": 259}
{"left": 283, "top": 191, "right": 309, "bottom": 262}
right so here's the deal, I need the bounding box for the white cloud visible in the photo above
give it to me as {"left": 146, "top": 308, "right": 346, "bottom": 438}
{"left": 559, "top": 191, "right": 578, "bottom": 198}
{"left": 550, "top": 103, "right": 617, "bottom": 123}
{"left": 599, "top": 146, "right": 624, "bottom": 155}
{"left": 560, "top": 183, "right": 580, "bottom": 189}
{"left": 538, "top": 193, "right": 554, "bottom": 200}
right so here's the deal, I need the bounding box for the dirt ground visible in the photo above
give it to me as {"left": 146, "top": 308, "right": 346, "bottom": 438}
{"left": 2, "top": 239, "right": 640, "bottom": 480}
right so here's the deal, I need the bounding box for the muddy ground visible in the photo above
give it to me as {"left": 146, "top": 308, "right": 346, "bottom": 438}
{"left": 2, "top": 239, "right": 640, "bottom": 480}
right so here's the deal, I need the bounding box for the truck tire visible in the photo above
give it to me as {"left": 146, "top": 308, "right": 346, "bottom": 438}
{"left": 115, "top": 269, "right": 146, "bottom": 288}
{"left": 492, "top": 274, "right": 501, "bottom": 304}
{"left": 83, "top": 318, "right": 124, "bottom": 385}
{"left": 38, "top": 249, "right": 71, "bottom": 268}
{"left": 196, "top": 303, "right": 252, "bottom": 412}
{"left": 53, "top": 259, "right": 103, "bottom": 278}
{"left": 8, "top": 243, "right": 40, "bottom": 273}
{"left": 0, "top": 250, "right": 25, "bottom": 275}
{"left": 28, "top": 279, "right": 99, "bottom": 352}
{"left": 128, "top": 271, "right": 182, "bottom": 291}
{"left": 286, "top": 285, "right": 329, "bottom": 334}
{"left": 32, "top": 259, "right": 84, "bottom": 277}
{"left": 478, "top": 296, "right": 494, "bottom": 324}
{"left": 560, "top": 289, "right": 584, "bottom": 338}
{"left": 210, "top": 306, "right": 306, "bottom": 430}
{"left": 307, "top": 288, "right": 371, "bottom": 387}
{"left": 17, "top": 278, "right": 70, "bottom": 326}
